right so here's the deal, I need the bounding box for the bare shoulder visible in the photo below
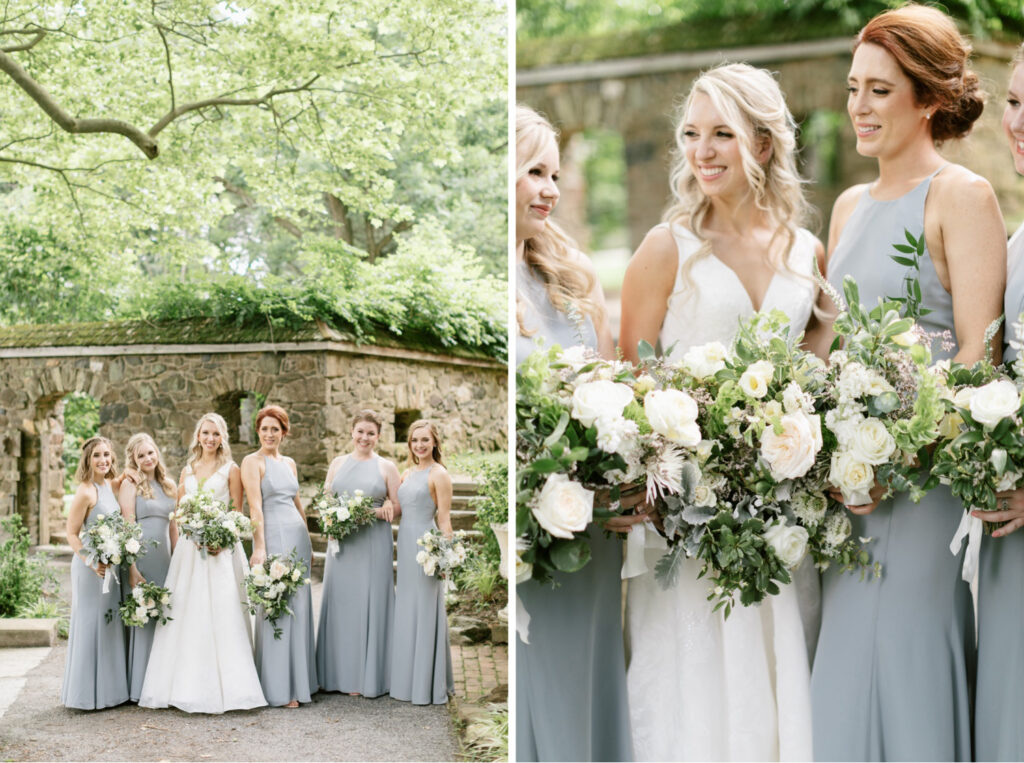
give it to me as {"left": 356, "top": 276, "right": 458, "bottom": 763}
{"left": 75, "top": 481, "right": 98, "bottom": 502}
{"left": 931, "top": 164, "right": 997, "bottom": 206}
{"left": 564, "top": 247, "right": 599, "bottom": 279}
{"left": 429, "top": 463, "right": 452, "bottom": 485}
{"left": 380, "top": 457, "right": 400, "bottom": 475}
{"left": 630, "top": 225, "right": 679, "bottom": 271}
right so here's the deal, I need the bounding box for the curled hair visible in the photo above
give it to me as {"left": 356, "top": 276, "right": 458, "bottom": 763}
{"left": 516, "top": 104, "right": 606, "bottom": 336}
{"left": 856, "top": 4, "right": 984, "bottom": 142}
{"left": 664, "top": 63, "right": 812, "bottom": 295}
{"left": 186, "top": 412, "right": 233, "bottom": 471}
{"left": 256, "top": 404, "right": 290, "bottom": 435}
{"left": 1014, "top": 41, "right": 1024, "bottom": 69}
{"left": 124, "top": 433, "right": 176, "bottom": 499}
{"left": 406, "top": 419, "right": 444, "bottom": 467}
{"left": 75, "top": 436, "right": 117, "bottom": 484}
{"left": 351, "top": 409, "right": 383, "bottom": 434}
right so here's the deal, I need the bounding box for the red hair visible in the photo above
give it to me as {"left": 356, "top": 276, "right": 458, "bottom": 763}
{"left": 855, "top": 4, "right": 983, "bottom": 141}
{"left": 256, "top": 404, "right": 290, "bottom": 434}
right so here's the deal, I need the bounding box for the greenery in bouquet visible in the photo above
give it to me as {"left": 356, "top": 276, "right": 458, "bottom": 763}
{"left": 119, "top": 581, "right": 172, "bottom": 627}
{"left": 516, "top": 343, "right": 702, "bottom": 584}
{"left": 82, "top": 512, "right": 151, "bottom": 570}
{"left": 245, "top": 551, "right": 309, "bottom": 639}
{"left": 174, "top": 491, "right": 253, "bottom": 556}
{"left": 416, "top": 528, "right": 470, "bottom": 591}
{"left": 310, "top": 486, "right": 378, "bottom": 548}
{"left": 932, "top": 316, "right": 1021, "bottom": 534}
{"left": 822, "top": 275, "right": 945, "bottom": 506}
{"left": 642, "top": 311, "right": 874, "bottom": 614}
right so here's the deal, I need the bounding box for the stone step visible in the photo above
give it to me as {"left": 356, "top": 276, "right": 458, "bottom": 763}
{"left": 32, "top": 543, "right": 74, "bottom": 562}
{"left": 0, "top": 618, "right": 59, "bottom": 647}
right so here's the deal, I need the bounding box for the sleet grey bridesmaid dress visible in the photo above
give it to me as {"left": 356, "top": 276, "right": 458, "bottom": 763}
{"left": 974, "top": 222, "right": 1024, "bottom": 761}
{"left": 315, "top": 453, "right": 394, "bottom": 697}
{"left": 61, "top": 482, "right": 129, "bottom": 709}
{"left": 126, "top": 481, "right": 174, "bottom": 702}
{"left": 516, "top": 259, "right": 633, "bottom": 762}
{"left": 253, "top": 455, "right": 317, "bottom": 705}
{"left": 389, "top": 465, "right": 454, "bottom": 705}
{"left": 810, "top": 168, "right": 974, "bottom": 761}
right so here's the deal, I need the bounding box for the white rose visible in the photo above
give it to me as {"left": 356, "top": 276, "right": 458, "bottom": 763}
{"left": 133, "top": 587, "right": 145, "bottom": 602}
{"left": 570, "top": 380, "right": 634, "bottom": 428}
{"left": 762, "top": 520, "right": 809, "bottom": 568}
{"left": 693, "top": 482, "right": 718, "bottom": 508}
{"left": 782, "top": 381, "right": 813, "bottom": 414}
{"left": 160, "top": 594, "right": 170, "bottom": 605}
{"left": 952, "top": 387, "right": 976, "bottom": 409}
{"left": 849, "top": 418, "right": 897, "bottom": 466}
{"left": 969, "top": 379, "right": 1021, "bottom": 428}
{"left": 532, "top": 473, "right": 594, "bottom": 540}
{"left": 269, "top": 560, "right": 287, "bottom": 580}
{"left": 644, "top": 389, "right": 701, "bottom": 447}
{"left": 265, "top": 587, "right": 280, "bottom": 600}
{"left": 354, "top": 489, "right": 364, "bottom": 497}
{"left": 829, "top": 451, "right": 875, "bottom": 505}
{"left": 738, "top": 360, "right": 774, "bottom": 400}
{"left": 682, "top": 341, "right": 728, "bottom": 378}
{"left": 416, "top": 550, "right": 429, "bottom": 564}
{"left": 760, "top": 411, "right": 822, "bottom": 481}
{"left": 291, "top": 568, "right": 302, "bottom": 582}
{"left": 892, "top": 329, "right": 918, "bottom": 347}
{"left": 124, "top": 538, "right": 141, "bottom": 555}
{"left": 134, "top": 606, "right": 148, "bottom": 621}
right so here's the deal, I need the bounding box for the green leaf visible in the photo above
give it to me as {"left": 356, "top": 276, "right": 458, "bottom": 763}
{"left": 549, "top": 537, "right": 592, "bottom": 572}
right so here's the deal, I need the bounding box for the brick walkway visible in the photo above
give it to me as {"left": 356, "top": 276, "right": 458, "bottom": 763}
{"left": 450, "top": 643, "right": 508, "bottom": 701}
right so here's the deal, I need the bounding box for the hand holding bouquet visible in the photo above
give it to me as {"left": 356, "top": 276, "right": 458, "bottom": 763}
{"left": 245, "top": 551, "right": 309, "bottom": 639}
{"left": 416, "top": 528, "right": 469, "bottom": 591}
{"left": 81, "top": 512, "right": 153, "bottom": 593}
{"left": 174, "top": 491, "right": 253, "bottom": 556}
{"left": 310, "top": 486, "right": 377, "bottom": 554}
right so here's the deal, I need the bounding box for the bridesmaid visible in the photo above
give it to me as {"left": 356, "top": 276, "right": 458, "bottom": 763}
{"left": 805, "top": 6, "right": 1006, "bottom": 760}
{"left": 61, "top": 436, "right": 129, "bottom": 709}
{"left": 117, "top": 433, "right": 177, "bottom": 703}
{"left": 241, "top": 404, "right": 317, "bottom": 707}
{"left": 316, "top": 409, "right": 400, "bottom": 697}
{"left": 389, "top": 419, "right": 454, "bottom": 705}
{"left": 516, "top": 104, "right": 639, "bottom": 762}
{"left": 973, "top": 44, "right": 1024, "bottom": 761}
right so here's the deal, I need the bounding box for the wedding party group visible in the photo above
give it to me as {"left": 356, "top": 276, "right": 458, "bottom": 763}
{"left": 516, "top": 4, "right": 1024, "bottom": 762}
{"left": 60, "top": 406, "right": 456, "bottom": 714}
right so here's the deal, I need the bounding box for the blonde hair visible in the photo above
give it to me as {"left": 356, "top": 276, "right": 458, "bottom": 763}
{"left": 124, "top": 433, "right": 176, "bottom": 499}
{"left": 516, "top": 104, "right": 606, "bottom": 336}
{"left": 75, "top": 436, "right": 117, "bottom": 484}
{"left": 664, "top": 63, "right": 812, "bottom": 296}
{"left": 406, "top": 419, "right": 444, "bottom": 467}
{"left": 186, "top": 412, "right": 233, "bottom": 471}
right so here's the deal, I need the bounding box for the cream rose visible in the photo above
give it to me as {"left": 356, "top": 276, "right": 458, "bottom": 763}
{"left": 644, "top": 389, "right": 701, "bottom": 447}
{"left": 829, "top": 451, "right": 875, "bottom": 505}
{"left": 682, "top": 341, "right": 728, "bottom": 378}
{"left": 762, "top": 520, "right": 809, "bottom": 568}
{"left": 533, "top": 473, "right": 594, "bottom": 539}
{"left": 849, "top": 417, "right": 897, "bottom": 465}
{"left": 125, "top": 537, "right": 141, "bottom": 555}
{"left": 739, "top": 360, "right": 774, "bottom": 399}
{"left": 760, "top": 411, "right": 822, "bottom": 481}
{"left": 571, "top": 380, "right": 634, "bottom": 428}
{"left": 969, "top": 379, "right": 1021, "bottom": 428}
{"left": 269, "top": 560, "right": 288, "bottom": 580}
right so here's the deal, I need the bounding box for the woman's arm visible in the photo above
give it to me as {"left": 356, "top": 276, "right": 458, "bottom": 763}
{"left": 117, "top": 479, "right": 145, "bottom": 586}
{"left": 430, "top": 466, "right": 454, "bottom": 538}
{"left": 324, "top": 455, "right": 345, "bottom": 491}
{"left": 228, "top": 463, "right": 245, "bottom": 514}
{"left": 618, "top": 227, "right": 678, "bottom": 363}
{"left": 241, "top": 456, "right": 267, "bottom": 566}
{"left": 379, "top": 459, "right": 401, "bottom": 522}
{"left": 67, "top": 483, "right": 104, "bottom": 578}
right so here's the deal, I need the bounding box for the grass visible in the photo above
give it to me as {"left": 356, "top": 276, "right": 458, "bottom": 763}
{"left": 461, "top": 704, "right": 509, "bottom": 762}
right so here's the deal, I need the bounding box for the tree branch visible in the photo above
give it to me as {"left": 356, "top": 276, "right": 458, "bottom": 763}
{"left": 1, "top": 30, "right": 43, "bottom": 52}
{"left": 154, "top": 24, "right": 175, "bottom": 113}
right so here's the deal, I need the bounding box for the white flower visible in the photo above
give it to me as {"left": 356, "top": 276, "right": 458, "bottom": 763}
{"left": 515, "top": 537, "right": 533, "bottom": 584}
{"left": 533, "top": 474, "right": 593, "bottom": 539}
{"left": 693, "top": 480, "right": 718, "bottom": 508}
{"left": 416, "top": 550, "right": 429, "bottom": 564}
{"left": 644, "top": 389, "right": 701, "bottom": 446}
{"left": 823, "top": 512, "right": 853, "bottom": 548}
{"left": 996, "top": 471, "right": 1022, "bottom": 492}
{"left": 265, "top": 586, "right": 281, "bottom": 600}
{"left": 125, "top": 538, "right": 141, "bottom": 555}
{"left": 892, "top": 329, "right": 919, "bottom": 347}
{"left": 645, "top": 446, "right": 688, "bottom": 501}
{"left": 144, "top": 598, "right": 155, "bottom": 609}
{"left": 353, "top": 489, "right": 364, "bottom": 497}
{"left": 269, "top": 560, "right": 288, "bottom": 580}
{"left": 782, "top": 381, "right": 814, "bottom": 414}
{"left": 952, "top": 387, "right": 976, "bottom": 409}
{"left": 291, "top": 568, "right": 302, "bottom": 582}
{"left": 791, "top": 492, "right": 828, "bottom": 527}
{"left": 160, "top": 594, "right": 170, "bottom": 605}
{"left": 760, "top": 411, "right": 822, "bottom": 480}
{"left": 595, "top": 415, "right": 640, "bottom": 456}
{"left": 558, "top": 344, "right": 591, "bottom": 370}
{"left": 829, "top": 451, "right": 875, "bottom": 505}
{"left": 571, "top": 380, "right": 633, "bottom": 428}
{"left": 633, "top": 374, "right": 657, "bottom": 397}
{"left": 849, "top": 418, "right": 897, "bottom": 466}
{"left": 682, "top": 341, "right": 728, "bottom": 378}
{"left": 938, "top": 411, "right": 964, "bottom": 440}
{"left": 738, "top": 360, "right": 774, "bottom": 399}
{"left": 762, "top": 519, "right": 809, "bottom": 568}
{"left": 134, "top": 606, "right": 148, "bottom": 621}
{"left": 969, "top": 379, "right": 1021, "bottom": 428}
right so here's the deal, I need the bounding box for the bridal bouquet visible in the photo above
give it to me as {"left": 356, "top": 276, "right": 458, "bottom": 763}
{"left": 119, "top": 581, "right": 172, "bottom": 627}
{"left": 81, "top": 512, "right": 153, "bottom": 593}
{"left": 310, "top": 486, "right": 378, "bottom": 552}
{"left": 647, "top": 311, "right": 875, "bottom": 614}
{"left": 174, "top": 491, "right": 253, "bottom": 556}
{"left": 516, "top": 343, "right": 701, "bottom": 584}
{"left": 416, "top": 528, "right": 469, "bottom": 591}
{"left": 245, "top": 551, "right": 309, "bottom": 639}
{"left": 822, "top": 276, "right": 944, "bottom": 506}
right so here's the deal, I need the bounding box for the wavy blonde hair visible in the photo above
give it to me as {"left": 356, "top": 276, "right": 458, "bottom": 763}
{"left": 664, "top": 63, "right": 812, "bottom": 296}
{"left": 406, "top": 419, "right": 444, "bottom": 467}
{"left": 185, "top": 412, "right": 233, "bottom": 471}
{"left": 124, "top": 433, "right": 176, "bottom": 499}
{"left": 516, "top": 104, "right": 606, "bottom": 335}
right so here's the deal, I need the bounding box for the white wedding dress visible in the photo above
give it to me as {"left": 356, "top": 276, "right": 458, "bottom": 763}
{"left": 625, "top": 224, "right": 820, "bottom": 761}
{"left": 139, "top": 460, "right": 266, "bottom": 712}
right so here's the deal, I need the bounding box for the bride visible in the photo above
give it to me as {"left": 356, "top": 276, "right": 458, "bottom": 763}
{"left": 619, "top": 63, "right": 821, "bottom": 761}
{"left": 139, "top": 412, "right": 266, "bottom": 712}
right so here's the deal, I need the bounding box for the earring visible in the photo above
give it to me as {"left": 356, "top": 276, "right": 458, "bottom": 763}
{"left": 926, "top": 112, "right": 932, "bottom": 120}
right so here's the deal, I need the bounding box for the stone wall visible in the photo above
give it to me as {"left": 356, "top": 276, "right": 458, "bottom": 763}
{"left": 0, "top": 343, "right": 506, "bottom": 544}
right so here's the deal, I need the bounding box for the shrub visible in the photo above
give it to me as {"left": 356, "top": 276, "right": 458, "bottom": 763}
{"left": 0, "top": 515, "right": 56, "bottom": 618}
